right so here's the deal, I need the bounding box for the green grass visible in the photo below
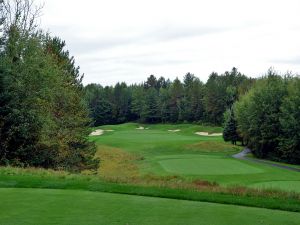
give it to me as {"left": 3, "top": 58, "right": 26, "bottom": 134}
{"left": 157, "top": 154, "right": 263, "bottom": 175}
{"left": 0, "top": 167, "right": 300, "bottom": 212}
{"left": 93, "top": 123, "right": 300, "bottom": 193}
{"left": 1, "top": 123, "right": 300, "bottom": 224}
{"left": 1, "top": 188, "right": 300, "bottom": 225}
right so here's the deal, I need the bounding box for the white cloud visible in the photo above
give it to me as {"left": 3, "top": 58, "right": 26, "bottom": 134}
{"left": 39, "top": 0, "right": 300, "bottom": 85}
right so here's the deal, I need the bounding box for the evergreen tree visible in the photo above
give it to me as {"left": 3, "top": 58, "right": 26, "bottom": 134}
{"left": 130, "top": 86, "right": 145, "bottom": 120}
{"left": 182, "top": 73, "right": 196, "bottom": 121}
{"left": 142, "top": 88, "right": 160, "bottom": 123}
{"left": 112, "top": 82, "right": 130, "bottom": 123}
{"left": 204, "top": 72, "right": 226, "bottom": 124}
{"left": 223, "top": 108, "right": 239, "bottom": 145}
{"left": 190, "top": 78, "right": 205, "bottom": 121}
{"left": 144, "top": 75, "right": 158, "bottom": 89}
{"left": 159, "top": 88, "right": 171, "bottom": 123}
{"left": 169, "top": 78, "right": 183, "bottom": 122}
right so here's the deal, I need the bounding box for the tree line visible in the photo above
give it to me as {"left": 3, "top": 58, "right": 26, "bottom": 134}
{"left": 84, "top": 68, "right": 254, "bottom": 126}
{"left": 85, "top": 69, "right": 300, "bottom": 165}
{"left": 0, "top": 0, "right": 97, "bottom": 171}
{"left": 225, "top": 70, "right": 300, "bottom": 164}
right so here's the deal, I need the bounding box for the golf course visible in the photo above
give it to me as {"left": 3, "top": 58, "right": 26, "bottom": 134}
{"left": 1, "top": 1, "right": 300, "bottom": 223}
{"left": 92, "top": 123, "right": 300, "bottom": 192}
{"left": 1, "top": 123, "right": 299, "bottom": 224}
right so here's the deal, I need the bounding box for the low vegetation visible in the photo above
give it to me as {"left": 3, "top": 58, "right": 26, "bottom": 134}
{"left": 0, "top": 166, "right": 300, "bottom": 213}
{"left": 94, "top": 145, "right": 140, "bottom": 179}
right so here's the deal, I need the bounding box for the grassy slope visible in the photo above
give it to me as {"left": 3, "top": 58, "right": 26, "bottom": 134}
{"left": 0, "top": 167, "right": 300, "bottom": 212}
{"left": 1, "top": 188, "right": 300, "bottom": 225}
{"left": 92, "top": 123, "right": 300, "bottom": 192}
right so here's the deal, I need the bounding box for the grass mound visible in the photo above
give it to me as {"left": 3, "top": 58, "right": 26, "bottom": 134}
{"left": 157, "top": 155, "right": 264, "bottom": 175}
{"left": 186, "top": 141, "right": 240, "bottom": 153}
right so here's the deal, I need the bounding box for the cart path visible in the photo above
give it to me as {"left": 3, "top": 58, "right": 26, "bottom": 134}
{"left": 233, "top": 148, "right": 300, "bottom": 172}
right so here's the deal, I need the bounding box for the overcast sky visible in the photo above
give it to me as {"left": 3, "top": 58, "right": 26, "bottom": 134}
{"left": 39, "top": 0, "right": 300, "bottom": 86}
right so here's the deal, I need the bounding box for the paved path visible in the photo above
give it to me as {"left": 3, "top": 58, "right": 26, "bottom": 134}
{"left": 232, "top": 148, "right": 251, "bottom": 159}
{"left": 233, "top": 148, "right": 300, "bottom": 172}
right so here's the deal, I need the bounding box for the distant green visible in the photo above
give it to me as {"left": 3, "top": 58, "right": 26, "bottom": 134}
{"left": 158, "top": 154, "right": 263, "bottom": 175}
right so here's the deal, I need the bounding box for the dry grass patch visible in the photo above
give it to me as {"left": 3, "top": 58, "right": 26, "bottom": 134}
{"left": 95, "top": 145, "right": 141, "bottom": 180}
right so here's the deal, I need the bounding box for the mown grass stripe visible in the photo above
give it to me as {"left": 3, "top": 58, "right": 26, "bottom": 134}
{"left": 1, "top": 174, "right": 300, "bottom": 213}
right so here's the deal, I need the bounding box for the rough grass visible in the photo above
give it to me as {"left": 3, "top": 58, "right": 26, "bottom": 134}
{"left": 250, "top": 181, "right": 300, "bottom": 192}
{"left": 95, "top": 145, "right": 141, "bottom": 179}
{"left": 0, "top": 166, "right": 300, "bottom": 213}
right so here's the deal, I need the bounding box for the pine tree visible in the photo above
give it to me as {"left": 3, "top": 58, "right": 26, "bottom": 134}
{"left": 142, "top": 88, "right": 160, "bottom": 123}
{"left": 223, "top": 108, "right": 239, "bottom": 145}
{"left": 169, "top": 78, "right": 183, "bottom": 122}
{"left": 130, "top": 86, "right": 145, "bottom": 120}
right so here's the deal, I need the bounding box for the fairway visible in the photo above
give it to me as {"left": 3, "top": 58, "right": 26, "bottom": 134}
{"left": 1, "top": 188, "right": 300, "bottom": 225}
{"left": 93, "top": 123, "right": 300, "bottom": 193}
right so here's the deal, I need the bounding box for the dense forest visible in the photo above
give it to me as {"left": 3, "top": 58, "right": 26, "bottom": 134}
{"left": 84, "top": 68, "right": 254, "bottom": 126}
{"left": 233, "top": 73, "right": 300, "bottom": 164}
{"left": 0, "top": 0, "right": 97, "bottom": 170}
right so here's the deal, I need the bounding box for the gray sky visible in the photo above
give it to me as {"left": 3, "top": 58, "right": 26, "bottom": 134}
{"left": 39, "top": 0, "right": 300, "bottom": 86}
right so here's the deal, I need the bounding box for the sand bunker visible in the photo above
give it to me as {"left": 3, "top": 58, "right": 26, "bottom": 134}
{"left": 168, "top": 129, "right": 181, "bottom": 132}
{"left": 90, "top": 129, "right": 104, "bottom": 136}
{"left": 89, "top": 129, "right": 114, "bottom": 136}
{"left": 195, "top": 132, "right": 222, "bottom": 137}
{"left": 136, "top": 126, "right": 145, "bottom": 130}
